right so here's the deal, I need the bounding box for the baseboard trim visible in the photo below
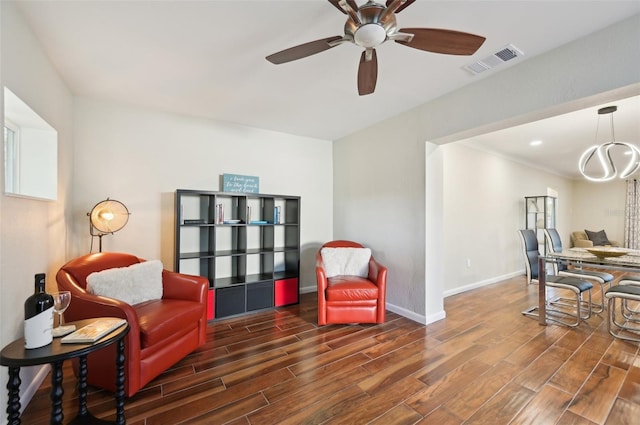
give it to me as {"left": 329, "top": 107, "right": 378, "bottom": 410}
{"left": 386, "top": 302, "right": 433, "bottom": 325}
{"left": 425, "top": 310, "right": 447, "bottom": 325}
{"left": 19, "top": 364, "right": 50, "bottom": 417}
{"left": 443, "top": 270, "right": 524, "bottom": 298}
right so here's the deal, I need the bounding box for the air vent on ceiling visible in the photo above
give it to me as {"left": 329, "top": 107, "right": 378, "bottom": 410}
{"left": 464, "top": 44, "right": 524, "bottom": 75}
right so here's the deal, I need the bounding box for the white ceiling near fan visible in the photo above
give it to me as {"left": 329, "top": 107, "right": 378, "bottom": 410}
{"left": 10, "top": 1, "right": 640, "bottom": 178}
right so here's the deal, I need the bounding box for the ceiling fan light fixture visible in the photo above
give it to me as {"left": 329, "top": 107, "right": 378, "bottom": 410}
{"left": 354, "top": 24, "right": 387, "bottom": 48}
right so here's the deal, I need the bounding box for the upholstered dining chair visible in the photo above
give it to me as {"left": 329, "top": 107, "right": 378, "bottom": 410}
{"left": 316, "top": 240, "right": 387, "bottom": 325}
{"left": 519, "top": 229, "right": 593, "bottom": 327}
{"left": 544, "top": 228, "right": 614, "bottom": 313}
{"left": 614, "top": 275, "right": 640, "bottom": 318}
{"left": 604, "top": 284, "right": 640, "bottom": 342}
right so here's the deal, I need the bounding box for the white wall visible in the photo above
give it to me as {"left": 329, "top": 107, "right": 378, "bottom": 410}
{"left": 333, "top": 119, "right": 426, "bottom": 321}
{"left": 441, "top": 143, "right": 574, "bottom": 295}
{"left": 71, "top": 98, "right": 333, "bottom": 291}
{"left": 0, "top": 2, "right": 74, "bottom": 420}
{"left": 334, "top": 14, "right": 640, "bottom": 323}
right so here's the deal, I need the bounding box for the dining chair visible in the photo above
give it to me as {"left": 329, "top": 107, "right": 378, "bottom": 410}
{"left": 519, "top": 229, "right": 593, "bottom": 327}
{"left": 544, "top": 228, "right": 613, "bottom": 313}
{"left": 604, "top": 284, "right": 640, "bottom": 342}
{"left": 616, "top": 275, "right": 640, "bottom": 318}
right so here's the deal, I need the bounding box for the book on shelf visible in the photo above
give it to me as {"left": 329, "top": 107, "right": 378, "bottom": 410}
{"left": 215, "top": 203, "right": 224, "bottom": 224}
{"left": 61, "top": 318, "right": 127, "bottom": 344}
{"left": 184, "top": 218, "right": 206, "bottom": 225}
{"left": 274, "top": 206, "right": 281, "bottom": 224}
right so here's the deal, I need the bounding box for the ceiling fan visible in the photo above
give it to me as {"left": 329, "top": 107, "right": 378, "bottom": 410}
{"left": 265, "top": 0, "right": 486, "bottom": 96}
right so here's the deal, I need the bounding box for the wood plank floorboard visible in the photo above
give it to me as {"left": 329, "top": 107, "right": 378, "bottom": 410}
{"left": 18, "top": 273, "right": 640, "bottom": 424}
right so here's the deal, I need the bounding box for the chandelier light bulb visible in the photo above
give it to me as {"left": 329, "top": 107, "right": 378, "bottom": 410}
{"left": 99, "top": 210, "right": 115, "bottom": 221}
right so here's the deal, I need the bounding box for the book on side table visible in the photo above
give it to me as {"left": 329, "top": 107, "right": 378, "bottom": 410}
{"left": 61, "top": 318, "right": 127, "bottom": 344}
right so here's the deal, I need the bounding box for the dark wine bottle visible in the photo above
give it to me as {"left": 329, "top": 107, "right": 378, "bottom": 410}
{"left": 24, "top": 273, "right": 54, "bottom": 349}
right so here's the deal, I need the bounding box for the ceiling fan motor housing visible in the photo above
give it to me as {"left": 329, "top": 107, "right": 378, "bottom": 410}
{"left": 346, "top": 2, "right": 397, "bottom": 48}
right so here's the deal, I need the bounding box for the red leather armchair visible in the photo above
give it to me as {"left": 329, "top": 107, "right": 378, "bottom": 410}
{"left": 56, "top": 252, "right": 207, "bottom": 397}
{"left": 316, "top": 240, "right": 387, "bottom": 325}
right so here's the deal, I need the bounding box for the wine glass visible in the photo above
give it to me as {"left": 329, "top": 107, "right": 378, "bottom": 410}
{"left": 52, "top": 291, "right": 74, "bottom": 337}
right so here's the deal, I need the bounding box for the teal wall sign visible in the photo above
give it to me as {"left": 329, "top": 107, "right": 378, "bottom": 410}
{"left": 222, "top": 174, "right": 260, "bottom": 193}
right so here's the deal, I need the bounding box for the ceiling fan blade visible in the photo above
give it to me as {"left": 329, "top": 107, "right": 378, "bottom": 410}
{"left": 386, "top": 0, "right": 416, "bottom": 14}
{"left": 396, "top": 28, "right": 486, "bottom": 55}
{"left": 328, "top": 0, "right": 359, "bottom": 14}
{"left": 358, "top": 49, "right": 378, "bottom": 96}
{"left": 266, "top": 36, "right": 343, "bottom": 64}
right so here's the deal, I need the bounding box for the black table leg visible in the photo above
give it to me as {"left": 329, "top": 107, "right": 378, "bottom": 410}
{"left": 77, "top": 355, "right": 88, "bottom": 418}
{"left": 115, "top": 338, "right": 125, "bottom": 425}
{"left": 50, "top": 360, "right": 64, "bottom": 424}
{"left": 539, "top": 257, "right": 547, "bottom": 326}
{"left": 6, "top": 366, "right": 21, "bottom": 425}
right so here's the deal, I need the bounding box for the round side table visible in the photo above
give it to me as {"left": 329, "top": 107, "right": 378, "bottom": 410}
{"left": 1, "top": 318, "right": 129, "bottom": 425}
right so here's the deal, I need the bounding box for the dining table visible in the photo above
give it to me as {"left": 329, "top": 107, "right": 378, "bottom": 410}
{"left": 537, "top": 247, "right": 640, "bottom": 325}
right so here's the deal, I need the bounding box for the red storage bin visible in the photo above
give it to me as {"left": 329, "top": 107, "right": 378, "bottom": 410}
{"left": 207, "top": 289, "right": 215, "bottom": 320}
{"left": 274, "top": 278, "right": 298, "bottom": 306}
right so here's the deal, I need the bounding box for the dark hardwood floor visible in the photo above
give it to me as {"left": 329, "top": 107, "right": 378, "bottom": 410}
{"left": 20, "top": 274, "right": 640, "bottom": 424}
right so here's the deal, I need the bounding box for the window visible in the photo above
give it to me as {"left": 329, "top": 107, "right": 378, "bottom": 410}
{"left": 3, "top": 121, "right": 19, "bottom": 194}
{"left": 3, "top": 87, "right": 57, "bottom": 201}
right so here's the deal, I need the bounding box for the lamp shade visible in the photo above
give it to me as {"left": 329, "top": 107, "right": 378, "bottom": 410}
{"left": 89, "top": 199, "right": 129, "bottom": 234}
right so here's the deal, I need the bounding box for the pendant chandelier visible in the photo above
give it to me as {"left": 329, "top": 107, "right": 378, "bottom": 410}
{"left": 578, "top": 105, "right": 640, "bottom": 182}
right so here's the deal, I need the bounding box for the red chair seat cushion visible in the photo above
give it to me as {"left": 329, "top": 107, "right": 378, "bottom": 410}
{"left": 135, "top": 299, "right": 205, "bottom": 348}
{"left": 326, "top": 276, "right": 379, "bottom": 302}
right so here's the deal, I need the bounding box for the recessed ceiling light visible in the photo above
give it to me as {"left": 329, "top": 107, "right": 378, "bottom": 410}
{"left": 530, "top": 140, "right": 542, "bottom": 146}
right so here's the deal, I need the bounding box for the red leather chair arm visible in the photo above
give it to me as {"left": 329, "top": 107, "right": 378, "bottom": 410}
{"left": 161, "top": 270, "right": 208, "bottom": 345}
{"left": 161, "top": 270, "right": 208, "bottom": 303}
{"left": 369, "top": 257, "right": 387, "bottom": 323}
{"left": 316, "top": 252, "right": 328, "bottom": 325}
{"left": 368, "top": 257, "right": 388, "bottom": 289}
{"left": 315, "top": 252, "right": 328, "bottom": 292}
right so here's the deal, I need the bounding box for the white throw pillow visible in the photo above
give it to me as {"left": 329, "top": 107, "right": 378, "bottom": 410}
{"left": 321, "top": 247, "right": 371, "bottom": 278}
{"left": 86, "top": 260, "right": 163, "bottom": 305}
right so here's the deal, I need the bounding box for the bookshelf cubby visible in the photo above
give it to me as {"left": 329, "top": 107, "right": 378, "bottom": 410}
{"left": 175, "top": 189, "right": 300, "bottom": 320}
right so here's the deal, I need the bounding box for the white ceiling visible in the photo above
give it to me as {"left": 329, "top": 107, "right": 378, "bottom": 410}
{"left": 11, "top": 0, "right": 640, "bottom": 178}
{"left": 458, "top": 94, "right": 640, "bottom": 179}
